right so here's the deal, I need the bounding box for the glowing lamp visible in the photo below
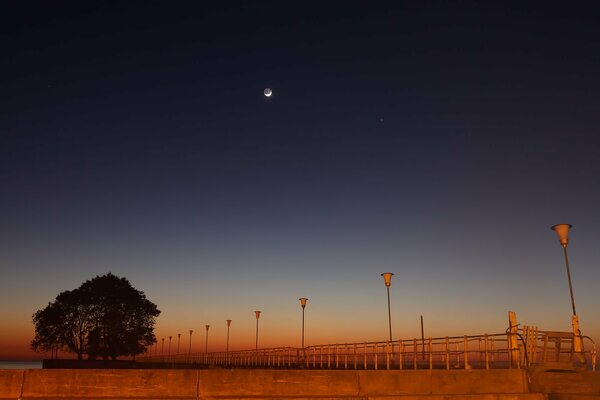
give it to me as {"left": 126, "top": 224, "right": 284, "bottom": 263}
{"left": 551, "top": 224, "right": 572, "bottom": 248}
{"left": 381, "top": 272, "right": 394, "bottom": 287}
{"left": 299, "top": 297, "right": 308, "bottom": 308}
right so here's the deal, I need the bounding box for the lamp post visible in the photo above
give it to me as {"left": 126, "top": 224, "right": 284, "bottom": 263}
{"left": 205, "top": 325, "right": 210, "bottom": 353}
{"left": 168, "top": 336, "right": 172, "bottom": 357}
{"left": 255, "top": 311, "right": 261, "bottom": 350}
{"left": 299, "top": 298, "right": 308, "bottom": 348}
{"left": 188, "top": 330, "right": 193, "bottom": 356}
{"left": 381, "top": 272, "right": 394, "bottom": 342}
{"left": 226, "top": 320, "right": 232, "bottom": 366}
{"left": 177, "top": 333, "right": 181, "bottom": 354}
{"left": 161, "top": 338, "right": 165, "bottom": 356}
{"left": 551, "top": 224, "right": 584, "bottom": 355}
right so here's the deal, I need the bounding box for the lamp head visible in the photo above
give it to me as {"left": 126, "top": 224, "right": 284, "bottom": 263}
{"left": 205, "top": 325, "right": 210, "bottom": 331}
{"left": 381, "top": 272, "right": 394, "bottom": 287}
{"left": 190, "top": 329, "right": 193, "bottom": 334}
{"left": 299, "top": 297, "right": 308, "bottom": 308}
{"left": 255, "top": 310, "right": 261, "bottom": 319}
{"left": 551, "top": 224, "right": 572, "bottom": 248}
{"left": 226, "top": 319, "right": 232, "bottom": 327}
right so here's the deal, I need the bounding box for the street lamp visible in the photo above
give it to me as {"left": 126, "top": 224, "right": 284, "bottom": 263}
{"left": 188, "top": 330, "right": 193, "bottom": 355}
{"left": 551, "top": 224, "right": 584, "bottom": 355}
{"left": 205, "top": 325, "right": 210, "bottom": 353}
{"left": 168, "top": 336, "right": 172, "bottom": 357}
{"left": 177, "top": 333, "right": 181, "bottom": 354}
{"left": 161, "top": 338, "right": 165, "bottom": 356}
{"left": 226, "top": 320, "right": 232, "bottom": 366}
{"left": 299, "top": 298, "right": 308, "bottom": 348}
{"left": 255, "top": 311, "right": 261, "bottom": 350}
{"left": 381, "top": 272, "right": 394, "bottom": 342}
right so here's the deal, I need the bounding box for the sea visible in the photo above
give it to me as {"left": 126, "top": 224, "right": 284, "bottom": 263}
{"left": 0, "top": 360, "right": 42, "bottom": 369}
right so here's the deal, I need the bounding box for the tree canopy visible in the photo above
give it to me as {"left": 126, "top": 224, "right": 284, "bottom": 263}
{"left": 31, "top": 273, "right": 160, "bottom": 360}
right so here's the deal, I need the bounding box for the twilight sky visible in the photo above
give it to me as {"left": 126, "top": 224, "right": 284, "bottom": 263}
{"left": 1, "top": 1, "right": 600, "bottom": 360}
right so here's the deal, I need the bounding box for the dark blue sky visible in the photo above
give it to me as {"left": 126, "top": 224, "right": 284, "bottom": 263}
{"left": 2, "top": 1, "right": 600, "bottom": 358}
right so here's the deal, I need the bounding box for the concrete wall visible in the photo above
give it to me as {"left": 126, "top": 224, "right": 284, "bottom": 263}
{"left": 0, "top": 369, "right": 532, "bottom": 399}
{"left": 2, "top": 368, "right": 596, "bottom": 400}
{"left": 0, "top": 369, "right": 23, "bottom": 400}
{"left": 529, "top": 370, "right": 600, "bottom": 396}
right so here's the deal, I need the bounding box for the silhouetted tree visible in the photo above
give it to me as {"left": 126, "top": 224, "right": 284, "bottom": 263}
{"left": 32, "top": 273, "right": 160, "bottom": 360}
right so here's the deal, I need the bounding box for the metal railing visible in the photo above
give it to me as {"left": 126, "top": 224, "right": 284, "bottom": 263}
{"left": 139, "top": 332, "right": 517, "bottom": 370}
{"left": 138, "top": 328, "right": 597, "bottom": 371}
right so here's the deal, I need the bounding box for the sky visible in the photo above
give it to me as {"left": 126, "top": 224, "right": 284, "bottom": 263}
{"left": 1, "top": 1, "right": 600, "bottom": 360}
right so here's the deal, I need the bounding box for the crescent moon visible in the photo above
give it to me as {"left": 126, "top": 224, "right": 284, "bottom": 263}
{"left": 264, "top": 88, "right": 272, "bottom": 97}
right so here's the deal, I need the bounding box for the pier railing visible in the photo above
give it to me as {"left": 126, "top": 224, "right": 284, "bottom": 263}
{"left": 138, "top": 328, "right": 596, "bottom": 370}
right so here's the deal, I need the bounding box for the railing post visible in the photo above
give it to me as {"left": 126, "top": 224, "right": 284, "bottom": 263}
{"left": 345, "top": 344, "right": 348, "bottom": 369}
{"left": 386, "top": 341, "right": 391, "bottom": 370}
{"left": 320, "top": 345, "right": 323, "bottom": 368}
{"left": 464, "top": 335, "right": 469, "bottom": 370}
{"left": 364, "top": 343, "right": 367, "bottom": 369}
{"left": 508, "top": 311, "right": 519, "bottom": 368}
{"left": 445, "top": 337, "right": 450, "bottom": 370}
{"left": 413, "top": 338, "right": 417, "bottom": 369}
{"left": 485, "top": 334, "right": 489, "bottom": 369}
{"left": 374, "top": 343, "right": 378, "bottom": 370}
{"left": 354, "top": 343, "right": 357, "bottom": 369}
{"left": 399, "top": 340, "right": 403, "bottom": 370}
{"left": 429, "top": 337, "right": 433, "bottom": 370}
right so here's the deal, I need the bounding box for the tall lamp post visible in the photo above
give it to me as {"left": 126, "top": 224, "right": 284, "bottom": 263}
{"left": 161, "top": 338, "right": 165, "bottom": 356}
{"left": 254, "top": 311, "right": 261, "bottom": 350}
{"left": 205, "top": 325, "right": 210, "bottom": 353}
{"left": 177, "top": 333, "right": 181, "bottom": 354}
{"left": 381, "top": 272, "right": 394, "bottom": 342}
{"left": 168, "top": 336, "right": 172, "bottom": 357}
{"left": 226, "top": 320, "right": 232, "bottom": 366}
{"left": 299, "top": 298, "right": 308, "bottom": 348}
{"left": 551, "top": 224, "right": 584, "bottom": 356}
{"left": 188, "top": 330, "right": 193, "bottom": 356}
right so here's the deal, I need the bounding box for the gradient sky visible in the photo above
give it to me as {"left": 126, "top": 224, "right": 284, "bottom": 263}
{"left": 1, "top": 2, "right": 600, "bottom": 360}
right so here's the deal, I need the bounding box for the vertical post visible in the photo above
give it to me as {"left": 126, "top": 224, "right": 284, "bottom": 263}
{"left": 508, "top": 311, "right": 519, "bottom": 368}
{"left": 429, "top": 337, "right": 433, "bottom": 370}
{"left": 485, "top": 334, "right": 489, "bottom": 369}
{"left": 421, "top": 315, "right": 425, "bottom": 360}
{"left": 381, "top": 273, "right": 394, "bottom": 342}
{"left": 399, "top": 340, "right": 404, "bottom": 370}
{"left": 445, "top": 336, "right": 450, "bottom": 370}
{"left": 205, "top": 325, "right": 210, "bottom": 353}
{"left": 345, "top": 344, "right": 348, "bottom": 369}
{"left": 168, "top": 336, "right": 172, "bottom": 357}
{"left": 552, "top": 224, "right": 585, "bottom": 358}
{"left": 386, "top": 341, "right": 390, "bottom": 370}
{"left": 299, "top": 298, "right": 308, "bottom": 349}
{"left": 413, "top": 338, "right": 417, "bottom": 369}
{"left": 188, "top": 330, "right": 193, "bottom": 357}
{"left": 464, "top": 335, "right": 469, "bottom": 370}
{"left": 177, "top": 333, "right": 181, "bottom": 354}
{"left": 226, "top": 320, "right": 232, "bottom": 366}
{"left": 255, "top": 311, "right": 261, "bottom": 350}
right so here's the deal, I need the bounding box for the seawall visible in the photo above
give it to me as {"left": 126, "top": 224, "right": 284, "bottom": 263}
{"left": 0, "top": 369, "right": 598, "bottom": 400}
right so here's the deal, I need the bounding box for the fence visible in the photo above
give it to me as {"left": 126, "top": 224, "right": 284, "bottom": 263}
{"left": 138, "top": 328, "right": 596, "bottom": 371}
